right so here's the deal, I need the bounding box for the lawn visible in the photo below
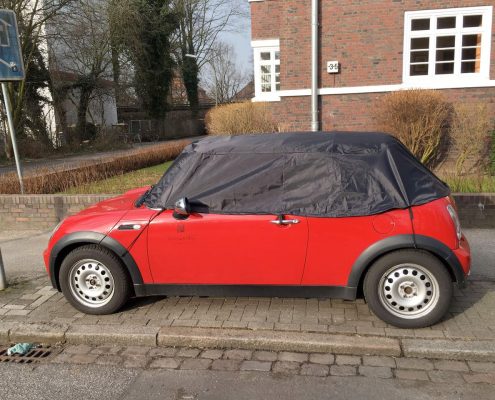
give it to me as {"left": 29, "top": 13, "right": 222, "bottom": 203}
{"left": 62, "top": 160, "right": 495, "bottom": 195}
{"left": 442, "top": 175, "right": 495, "bottom": 193}
{"left": 63, "top": 161, "right": 173, "bottom": 194}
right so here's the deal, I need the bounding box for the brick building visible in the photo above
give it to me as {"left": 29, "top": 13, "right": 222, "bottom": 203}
{"left": 249, "top": 1, "right": 495, "bottom": 131}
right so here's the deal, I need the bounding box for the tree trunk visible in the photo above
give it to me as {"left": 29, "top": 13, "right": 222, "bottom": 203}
{"left": 110, "top": 42, "right": 121, "bottom": 106}
{"left": 182, "top": 55, "right": 199, "bottom": 115}
{"left": 76, "top": 85, "right": 93, "bottom": 143}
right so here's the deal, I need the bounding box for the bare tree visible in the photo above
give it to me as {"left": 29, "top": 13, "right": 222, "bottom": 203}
{"left": 0, "top": 0, "right": 75, "bottom": 157}
{"left": 172, "top": 0, "right": 246, "bottom": 112}
{"left": 202, "top": 41, "right": 249, "bottom": 104}
{"left": 48, "top": 0, "right": 115, "bottom": 142}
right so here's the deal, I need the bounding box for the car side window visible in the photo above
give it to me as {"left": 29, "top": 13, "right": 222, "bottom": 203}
{"left": 283, "top": 154, "right": 403, "bottom": 216}
{"left": 166, "top": 154, "right": 285, "bottom": 214}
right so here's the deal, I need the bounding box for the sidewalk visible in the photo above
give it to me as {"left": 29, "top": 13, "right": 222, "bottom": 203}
{"left": 1, "top": 228, "right": 494, "bottom": 362}
{"left": 0, "top": 137, "right": 202, "bottom": 176}
{"left": 1, "top": 275, "right": 494, "bottom": 361}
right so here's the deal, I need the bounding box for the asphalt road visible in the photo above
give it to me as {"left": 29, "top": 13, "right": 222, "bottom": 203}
{"left": 0, "top": 363, "right": 492, "bottom": 400}
{"left": 0, "top": 229, "right": 493, "bottom": 283}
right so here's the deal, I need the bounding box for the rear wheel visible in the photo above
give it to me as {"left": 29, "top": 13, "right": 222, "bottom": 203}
{"left": 363, "top": 250, "right": 452, "bottom": 328}
{"left": 59, "top": 245, "right": 131, "bottom": 315}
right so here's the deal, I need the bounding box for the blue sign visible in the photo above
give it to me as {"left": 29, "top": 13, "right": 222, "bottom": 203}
{"left": 0, "top": 10, "right": 25, "bottom": 81}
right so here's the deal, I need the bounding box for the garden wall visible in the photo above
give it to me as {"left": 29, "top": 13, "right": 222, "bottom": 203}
{"left": 0, "top": 193, "right": 493, "bottom": 231}
{"left": 0, "top": 195, "right": 112, "bottom": 230}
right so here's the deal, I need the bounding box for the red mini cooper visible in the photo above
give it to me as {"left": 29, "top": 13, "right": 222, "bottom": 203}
{"left": 44, "top": 132, "right": 471, "bottom": 328}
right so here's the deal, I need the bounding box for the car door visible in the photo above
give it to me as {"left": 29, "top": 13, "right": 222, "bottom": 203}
{"left": 147, "top": 210, "right": 308, "bottom": 285}
{"left": 302, "top": 209, "right": 414, "bottom": 286}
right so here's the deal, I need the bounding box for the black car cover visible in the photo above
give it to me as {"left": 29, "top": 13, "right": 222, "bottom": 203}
{"left": 144, "top": 132, "right": 450, "bottom": 218}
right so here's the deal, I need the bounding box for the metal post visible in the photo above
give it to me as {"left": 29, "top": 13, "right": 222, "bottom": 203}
{"left": 2, "top": 82, "right": 24, "bottom": 194}
{"left": 310, "top": 0, "right": 320, "bottom": 132}
{"left": 0, "top": 247, "right": 7, "bottom": 291}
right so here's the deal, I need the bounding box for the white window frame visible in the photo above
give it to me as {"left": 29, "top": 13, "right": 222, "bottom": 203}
{"left": 252, "top": 39, "right": 280, "bottom": 101}
{"left": 403, "top": 6, "right": 493, "bottom": 86}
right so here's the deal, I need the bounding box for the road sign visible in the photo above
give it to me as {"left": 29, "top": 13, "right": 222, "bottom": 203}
{"left": 0, "top": 9, "right": 25, "bottom": 81}
{"left": 0, "top": 9, "right": 24, "bottom": 193}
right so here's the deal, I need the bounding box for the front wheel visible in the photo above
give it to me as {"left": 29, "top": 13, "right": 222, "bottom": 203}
{"left": 363, "top": 250, "right": 453, "bottom": 328}
{"left": 59, "top": 245, "right": 131, "bottom": 315}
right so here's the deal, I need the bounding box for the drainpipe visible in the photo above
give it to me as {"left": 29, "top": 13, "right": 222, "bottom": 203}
{"left": 311, "top": 0, "right": 319, "bottom": 132}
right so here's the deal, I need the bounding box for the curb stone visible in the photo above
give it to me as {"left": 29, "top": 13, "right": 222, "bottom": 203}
{"left": 9, "top": 323, "right": 68, "bottom": 344}
{"left": 65, "top": 325, "right": 159, "bottom": 347}
{"left": 0, "top": 322, "right": 18, "bottom": 344}
{"left": 157, "top": 327, "right": 402, "bottom": 356}
{"left": 403, "top": 339, "right": 495, "bottom": 362}
{"left": 3, "top": 323, "right": 495, "bottom": 363}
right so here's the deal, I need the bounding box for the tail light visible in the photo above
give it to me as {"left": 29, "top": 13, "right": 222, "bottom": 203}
{"left": 447, "top": 204, "right": 462, "bottom": 242}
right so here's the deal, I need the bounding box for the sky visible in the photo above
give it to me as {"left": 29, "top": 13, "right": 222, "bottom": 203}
{"left": 218, "top": 4, "right": 253, "bottom": 75}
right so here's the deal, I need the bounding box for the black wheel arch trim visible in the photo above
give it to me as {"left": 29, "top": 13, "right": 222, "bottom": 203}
{"left": 347, "top": 234, "right": 466, "bottom": 288}
{"left": 49, "top": 231, "right": 144, "bottom": 291}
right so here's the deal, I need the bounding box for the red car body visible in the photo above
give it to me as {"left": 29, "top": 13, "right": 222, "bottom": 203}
{"left": 44, "top": 187, "right": 470, "bottom": 297}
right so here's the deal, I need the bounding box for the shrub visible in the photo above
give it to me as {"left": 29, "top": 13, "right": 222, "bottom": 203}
{"left": 0, "top": 139, "right": 191, "bottom": 194}
{"left": 18, "top": 137, "right": 54, "bottom": 159}
{"left": 450, "top": 103, "right": 491, "bottom": 175}
{"left": 206, "top": 102, "right": 279, "bottom": 135}
{"left": 91, "top": 126, "right": 131, "bottom": 152}
{"left": 374, "top": 89, "right": 451, "bottom": 165}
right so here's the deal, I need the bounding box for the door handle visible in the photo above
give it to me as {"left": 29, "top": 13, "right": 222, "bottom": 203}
{"left": 271, "top": 219, "right": 300, "bottom": 226}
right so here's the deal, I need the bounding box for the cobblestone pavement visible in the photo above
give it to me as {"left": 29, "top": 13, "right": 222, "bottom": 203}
{"left": 1, "top": 277, "right": 494, "bottom": 341}
{"left": 4, "top": 343, "right": 486, "bottom": 385}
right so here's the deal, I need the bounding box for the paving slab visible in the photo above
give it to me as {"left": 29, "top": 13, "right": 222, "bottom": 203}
{"left": 157, "top": 327, "right": 401, "bottom": 356}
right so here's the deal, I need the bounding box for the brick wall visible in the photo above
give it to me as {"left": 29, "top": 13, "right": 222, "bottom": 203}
{"left": 250, "top": 0, "right": 495, "bottom": 131}
{"left": 0, "top": 193, "right": 492, "bottom": 230}
{"left": 454, "top": 194, "right": 495, "bottom": 228}
{"left": 0, "top": 195, "right": 112, "bottom": 230}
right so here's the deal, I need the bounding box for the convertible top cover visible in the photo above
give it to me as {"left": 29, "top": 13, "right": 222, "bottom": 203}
{"left": 144, "top": 132, "right": 450, "bottom": 217}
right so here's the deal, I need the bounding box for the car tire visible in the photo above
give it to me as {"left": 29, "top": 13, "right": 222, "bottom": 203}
{"left": 363, "top": 250, "right": 453, "bottom": 329}
{"left": 59, "top": 245, "right": 131, "bottom": 315}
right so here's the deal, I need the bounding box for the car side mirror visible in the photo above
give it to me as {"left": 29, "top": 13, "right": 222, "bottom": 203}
{"left": 174, "top": 197, "right": 190, "bottom": 219}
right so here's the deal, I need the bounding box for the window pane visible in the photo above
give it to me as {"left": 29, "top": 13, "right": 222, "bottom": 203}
{"left": 261, "top": 75, "right": 271, "bottom": 84}
{"left": 410, "top": 64, "right": 428, "bottom": 76}
{"left": 411, "top": 19, "right": 430, "bottom": 31}
{"left": 463, "top": 15, "right": 482, "bottom": 28}
{"left": 435, "top": 62, "right": 454, "bottom": 74}
{"left": 411, "top": 37, "right": 429, "bottom": 50}
{"left": 261, "top": 84, "right": 272, "bottom": 92}
{"left": 462, "top": 47, "right": 480, "bottom": 61}
{"left": 437, "top": 17, "right": 456, "bottom": 29}
{"left": 436, "top": 49, "right": 455, "bottom": 62}
{"left": 261, "top": 65, "right": 271, "bottom": 74}
{"left": 260, "top": 52, "right": 271, "bottom": 61}
{"left": 462, "top": 34, "right": 481, "bottom": 47}
{"left": 275, "top": 51, "right": 280, "bottom": 60}
{"left": 436, "top": 36, "right": 455, "bottom": 48}
{"left": 461, "top": 61, "right": 480, "bottom": 73}
{"left": 410, "top": 51, "right": 429, "bottom": 63}
{"left": 275, "top": 63, "right": 280, "bottom": 91}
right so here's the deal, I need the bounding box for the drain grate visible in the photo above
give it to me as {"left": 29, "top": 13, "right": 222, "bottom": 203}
{"left": 0, "top": 345, "right": 61, "bottom": 364}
